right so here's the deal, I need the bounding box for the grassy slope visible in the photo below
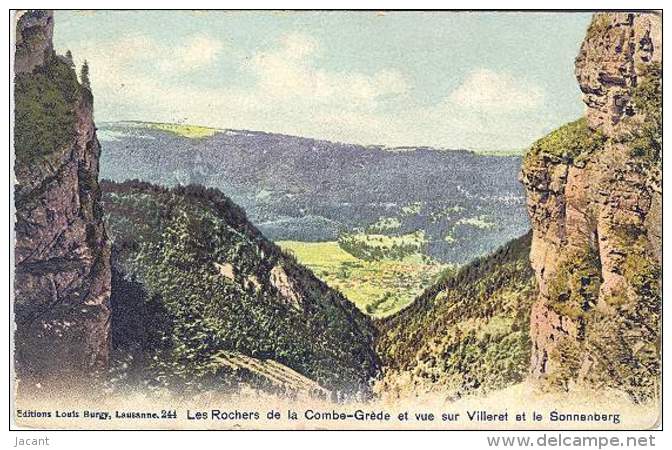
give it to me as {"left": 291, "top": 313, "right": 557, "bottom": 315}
{"left": 144, "top": 122, "right": 220, "bottom": 138}
{"left": 111, "top": 121, "right": 221, "bottom": 138}
{"left": 102, "top": 180, "right": 379, "bottom": 395}
{"left": 277, "top": 241, "right": 446, "bottom": 317}
{"left": 375, "top": 232, "right": 536, "bottom": 398}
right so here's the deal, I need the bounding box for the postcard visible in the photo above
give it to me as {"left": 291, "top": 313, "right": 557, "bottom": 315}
{"left": 10, "top": 9, "right": 662, "bottom": 431}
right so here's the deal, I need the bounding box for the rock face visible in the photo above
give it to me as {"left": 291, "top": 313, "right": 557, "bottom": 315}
{"left": 269, "top": 265, "right": 303, "bottom": 310}
{"left": 13, "top": 10, "right": 53, "bottom": 74}
{"left": 576, "top": 13, "right": 662, "bottom": 137}
{"left": 14, "top": 10, "right": 111, "bottom": 383}
{"left": 520, "top": 12, "right": 661, "bottom": 402}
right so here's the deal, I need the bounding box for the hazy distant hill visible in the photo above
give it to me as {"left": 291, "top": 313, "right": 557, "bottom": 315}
{"left": 99, "top": 121, "right": 529, "bottom": 265}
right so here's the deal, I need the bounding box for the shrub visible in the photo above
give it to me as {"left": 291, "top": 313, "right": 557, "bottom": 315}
{"left": 375, "top": 232, "right": 537, "bottom": 398}
{"left": 547, "top": 245, "right": 602, "bottom": 321}
{"left": 524, "top": 118, "right": 606, "bottom": 168}
{"left": 626, "top": 62, "right": 662, "bottom": 162}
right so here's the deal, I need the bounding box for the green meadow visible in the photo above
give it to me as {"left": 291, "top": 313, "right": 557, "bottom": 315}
{"left": 277, "top": 241, "right": 448, "bottom": 317}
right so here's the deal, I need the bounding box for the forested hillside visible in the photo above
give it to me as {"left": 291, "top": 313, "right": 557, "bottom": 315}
{"left": 375, "top": 233, "right": 536, "bottom": 398}
{"left": 101, "top": 180, "right": 379, "bottom": 396}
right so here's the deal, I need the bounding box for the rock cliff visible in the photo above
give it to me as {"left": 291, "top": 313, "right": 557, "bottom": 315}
{"left": 520, "top": 12, "right": 661, "bottom": 402}
{"left": 13, "top": 10, "right": 111, "bottom": 385}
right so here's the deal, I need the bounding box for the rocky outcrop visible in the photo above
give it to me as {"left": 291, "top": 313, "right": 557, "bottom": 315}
{"left": 212, "top": 351, "right": 330, "bottom": 400}
{"left": 14, "top": 10, "right": 111, "bottom": 384}
{"left": 521, "top": 12, "right": 661, "bottom": 402}
{"left": 576, "top": 13, "right": 662, "bottom": 136}
{"left": 14, "top": 10, "right": 53, "bottom": 74}
{"left": 269, "top": 265, "right": 303, "bottom": 310}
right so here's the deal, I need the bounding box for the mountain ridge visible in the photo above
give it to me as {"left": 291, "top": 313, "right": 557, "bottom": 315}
{"left": 98, "top": 120, "right": 530, "bottom": 266}
{"left": 98, "top": 119, "right": 506, "bottom": 155}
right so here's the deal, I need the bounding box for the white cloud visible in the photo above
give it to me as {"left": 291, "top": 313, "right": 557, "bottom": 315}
{"left": 248, "top": 32, "right": 408, "bottom": 108}
{"left": 74, "top": 33, "right": 223, "bottom": 82}
{"left": 163, "top": 34, "right": 223, "bottom": 72}
{"left": 279, "top": 32, "right": 319, "bottom": 59}
{"left": 64, "top": 33, "right": 553, "bottom": 150}
{"left": 448, "top": 69, "right": 544, "bottom": 113}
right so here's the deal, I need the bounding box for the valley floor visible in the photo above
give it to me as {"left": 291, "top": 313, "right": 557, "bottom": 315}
{"left": 277, "top": 241, "right": 447, "bottom": 317}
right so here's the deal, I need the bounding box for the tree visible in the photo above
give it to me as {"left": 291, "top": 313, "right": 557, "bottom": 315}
{"left": 80, "top": 60, "right": 90, "bottom": 88}
{"left": 65, "top": 50, "right": 74, "bottom": 67}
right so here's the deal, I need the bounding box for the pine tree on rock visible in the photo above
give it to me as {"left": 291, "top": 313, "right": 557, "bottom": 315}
{"left": 80, "top": 60, "right": 90, "bottom": 88}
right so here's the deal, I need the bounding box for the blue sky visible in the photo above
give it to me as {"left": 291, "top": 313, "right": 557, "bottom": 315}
{"left": 53, "top": 10, "right": 592, "bottom": 150}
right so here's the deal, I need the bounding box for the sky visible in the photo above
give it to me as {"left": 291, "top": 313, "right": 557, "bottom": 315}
{"left": 53, "top": 10, "right": 593, "bottom": 151}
